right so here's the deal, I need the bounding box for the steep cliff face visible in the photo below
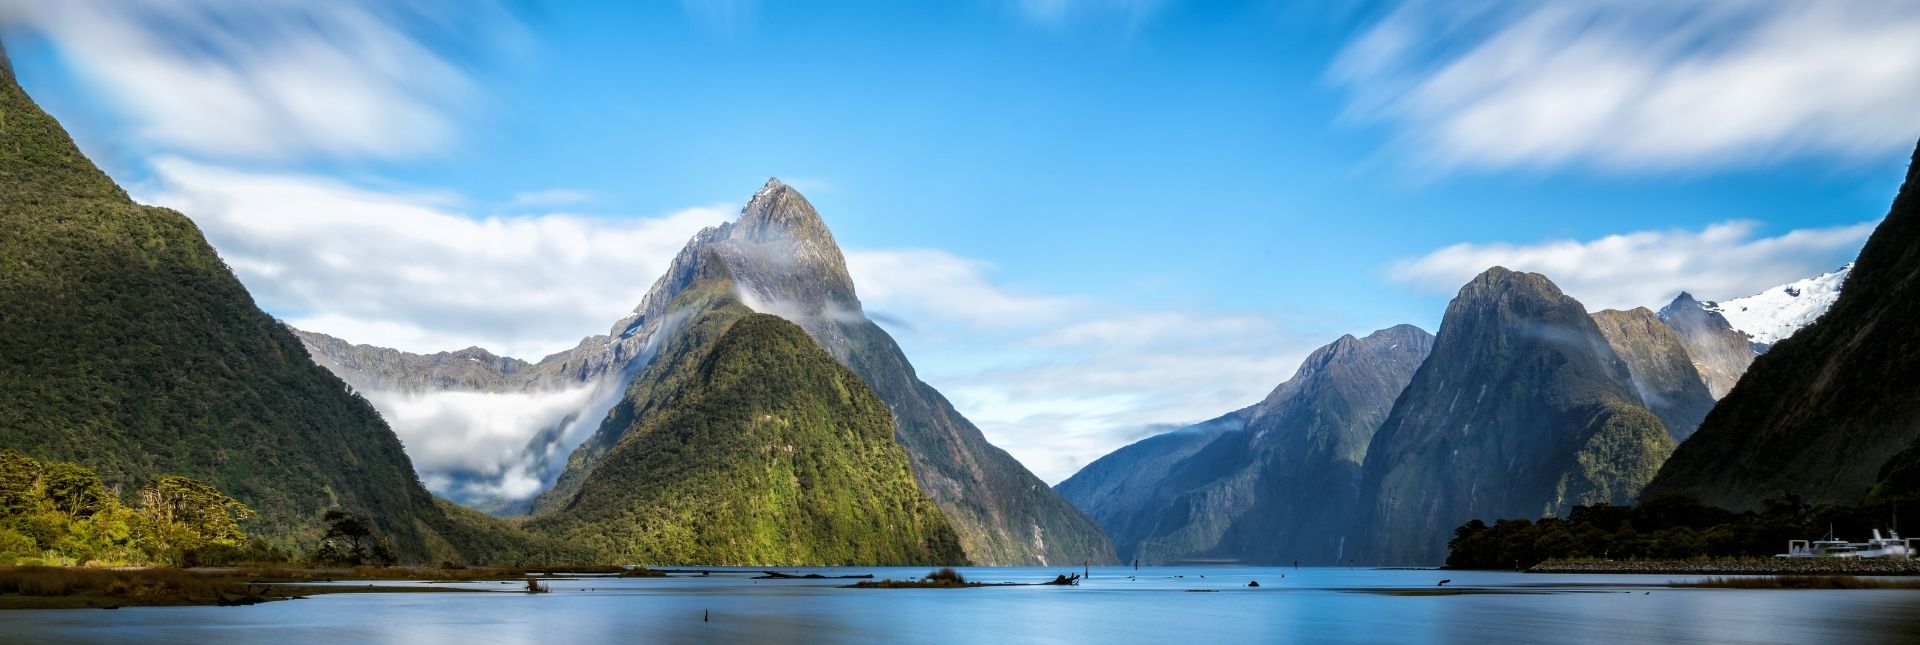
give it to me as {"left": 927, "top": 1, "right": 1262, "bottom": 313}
{"left": 1357, "top": 268, "right": 1673, "bottom": 565}
{"left": 1657, "top": 293, "right": 1758, "bottom": 399}
{"left": 1646, "top": 144, "right": 1920, "bottom": 510}
{"left": 1057, "top": 325, "right": 1433, "bottom": 565}
{"left": 529, "top": 308, "right": 964, "bottom": 565}
{"left": 1591, "top": 308, "right": 1716, "bottom": 440}
{"left": 530, "top": 180, "right": 1114, "bottom": 565}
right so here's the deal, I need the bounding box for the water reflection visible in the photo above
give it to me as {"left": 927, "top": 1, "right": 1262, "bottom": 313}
{"left": 7, "top": 567, "right": 1920, "bottom": 644}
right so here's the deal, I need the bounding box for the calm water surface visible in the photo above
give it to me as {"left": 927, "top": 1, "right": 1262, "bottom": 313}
{"left": 6, "top": 566, "right": 1920, "bottom": 644}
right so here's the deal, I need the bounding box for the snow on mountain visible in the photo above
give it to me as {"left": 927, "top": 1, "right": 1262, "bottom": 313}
{"left": 1703, "top": 264, "right": 1852, "bottom": 345}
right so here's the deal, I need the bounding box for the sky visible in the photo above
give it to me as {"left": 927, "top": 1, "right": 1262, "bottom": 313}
{"left": 2, "top": 0, "right": 1915, "bottom": 485}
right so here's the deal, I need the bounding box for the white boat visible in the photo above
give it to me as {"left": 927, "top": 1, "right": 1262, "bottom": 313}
{"left": 1779, "top": 529, "right": 1916, "bottom": 559}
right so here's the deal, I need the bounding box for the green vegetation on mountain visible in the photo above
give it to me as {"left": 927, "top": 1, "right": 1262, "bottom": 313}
{"left": 0, "top": 55, "right": 574, "bottom": 565}
{"left": 1358, "top": 268, "right": 1674, "bottom": 565}
{"left": 1644, "top": 142, "right": 1920, "bottom": 510}
{"left": 530, "top": 297, "right": 964, "bottom": 565}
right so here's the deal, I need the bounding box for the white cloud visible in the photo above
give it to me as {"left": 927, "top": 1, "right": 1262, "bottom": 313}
{"left": 846, "top": 249, "right": 1072, "bottom": 328}
{"left": 1332, "top": 1, "right": 1920, "bottom": 172}
{"left": 366, "top": 386, "right": 599, "bottom": 502}
{"left": 942, "top": 310, "right": 1314, "bottom": 483}
{"left": 140, "top": 157, "right": 731, "bottom": 359}
{"left": 0, "top": 0, "right": 518, "bottom": 161}
{"left": 1387, "top": 220, "right": 1877, "bottom": 310}
{"left": 843, "top": 248, "right": 1320, "bottom": 483}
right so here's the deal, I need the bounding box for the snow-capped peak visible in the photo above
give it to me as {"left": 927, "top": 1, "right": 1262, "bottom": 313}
{"left": 1703, "top": 264, "right": 1852, "bottom": 345}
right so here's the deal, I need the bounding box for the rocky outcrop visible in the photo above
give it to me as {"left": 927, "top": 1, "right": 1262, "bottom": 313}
{"left": 1656, "top": 292, "right": 1758, "bottom": 399}
{"left": 1591, "top": 308, "right": 1716, "bottom": 440}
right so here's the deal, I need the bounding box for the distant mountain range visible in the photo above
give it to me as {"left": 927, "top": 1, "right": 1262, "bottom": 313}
{"left": 1059, "top": 254, "right": 1860, "bottom": 565}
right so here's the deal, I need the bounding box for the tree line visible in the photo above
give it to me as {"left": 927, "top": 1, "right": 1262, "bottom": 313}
{"left": 1447, "top": 493, "right": 1918, "bottom": 569}
{"left": 0, "top": 450, "right": 392, "bottom": 567}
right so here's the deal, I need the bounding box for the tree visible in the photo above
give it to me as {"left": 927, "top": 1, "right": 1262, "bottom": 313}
{"left": 41, "top": 461, "right": 109, "bottom": 520}
{"left": 312, "top": 510, "right": 394, "bottom": 566}
{"left": 136, "top": 474, "right": 255, "bottom": 558}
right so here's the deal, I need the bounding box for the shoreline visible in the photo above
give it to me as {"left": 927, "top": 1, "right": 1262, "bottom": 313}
{"left": 1526, "top": 559, "right": 1920, "bottom": 576}
{"left": 0, "top": 565, "right": 634, "bottom": 611}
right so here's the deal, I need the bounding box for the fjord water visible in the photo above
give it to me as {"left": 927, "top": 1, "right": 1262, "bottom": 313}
{"left": 8, "top": 567, "right": 1920, "bottom": 644}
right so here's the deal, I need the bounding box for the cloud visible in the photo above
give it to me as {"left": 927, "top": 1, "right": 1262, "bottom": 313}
{"left": 1387, "top": 220, "right": 1877, "bottom": 310}
{"left": 140, "top": 157, "right": 732, "bottom": 359}
{"left": 846, "top": 249, "right": 1072, "bottom": 328}
{"left": 0, "top": 0, "right": 520, "bottom": 161}
{"left": 1332, "top": 1, "right": 1920, "bottom": 172}
{"left": 366, "top": 386, "right": 599, "bottom": 502}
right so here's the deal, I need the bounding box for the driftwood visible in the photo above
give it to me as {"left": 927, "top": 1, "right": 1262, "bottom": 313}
{"left": 755, "top": 571, "right": 875, "bottom": 580}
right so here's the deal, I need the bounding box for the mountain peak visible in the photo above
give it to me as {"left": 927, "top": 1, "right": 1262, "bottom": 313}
{"left": 735, "top": 177, "right": 834, "bottom": 247}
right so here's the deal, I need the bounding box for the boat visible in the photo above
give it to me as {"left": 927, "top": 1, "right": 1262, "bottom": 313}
{"left": 1778, "top": 529, "right": 1915, "bottom": 559}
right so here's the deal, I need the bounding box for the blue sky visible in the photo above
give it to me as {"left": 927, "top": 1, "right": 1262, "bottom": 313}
{"left": 4, "top": 0, "right": 1915, "bottom": 484}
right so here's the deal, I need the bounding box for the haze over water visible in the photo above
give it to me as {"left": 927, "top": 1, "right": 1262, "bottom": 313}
{"left": 9, "top": 567, "right": 1920, "bottom": 644}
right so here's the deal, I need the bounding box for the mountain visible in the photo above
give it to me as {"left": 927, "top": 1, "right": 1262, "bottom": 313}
{"left": 1644, "top": 145, "right": 1920, "bottom": 510}
{"left": 1356, "top": 268, "right": 1674, "bottom": 565}
{"left": 295, "top": 330, "right": 535, "bottom": 393}
{"left": 1702, "top": 264, "right": 1851, "bottom": 346}
{"left": 1656, "top": 292, "right": 1758, "bottom": 399}
{"left": 508, "top": 179, "right": 1114, "bottom": 565}
{"left": 1056, "top": 325, "right": 1433, "bottom": 565}
{"left": 528, "top": 308, "right": 964, "bottom": 565}
{"left": 1590, "top": 308, "right": 1716, "bottom": 440}
{"left": 0, "top": 50, "right": 570, "bottom": 563}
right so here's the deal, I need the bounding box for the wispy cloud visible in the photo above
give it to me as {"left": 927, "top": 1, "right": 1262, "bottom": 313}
{"left": 141, "top": 157, "right": 731, "bottom": 360}
{"left": 0, "top": 0, "right": 521, "bottom": 161}
{"left": 1388, "top": 220, "right": 1877, "bottom": 310}
{"left": 848, "top": 252, "right": 1317, "bottom": 483}
{"left": 1332, "top": 1, "right": 1920, "bottom": 172}
{"left": 847, "top": 249, "right": 1072, "bottom": 329}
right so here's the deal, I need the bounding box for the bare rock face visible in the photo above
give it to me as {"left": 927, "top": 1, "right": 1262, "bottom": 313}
{"left": 1657, "top": 292, "right": 1759, "bottom": 399}
{"left": 1356, "top": 268, "right": 1673, "bottom": 565}
{"left": 1647, "top": 142, "right": 1920, "bottom": 510}
{"left": 1591, "top": 308, "right": 1717, "bottom": 441}
{"left": 1057, "top": 325, "right": 1434, "bottom": 565}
